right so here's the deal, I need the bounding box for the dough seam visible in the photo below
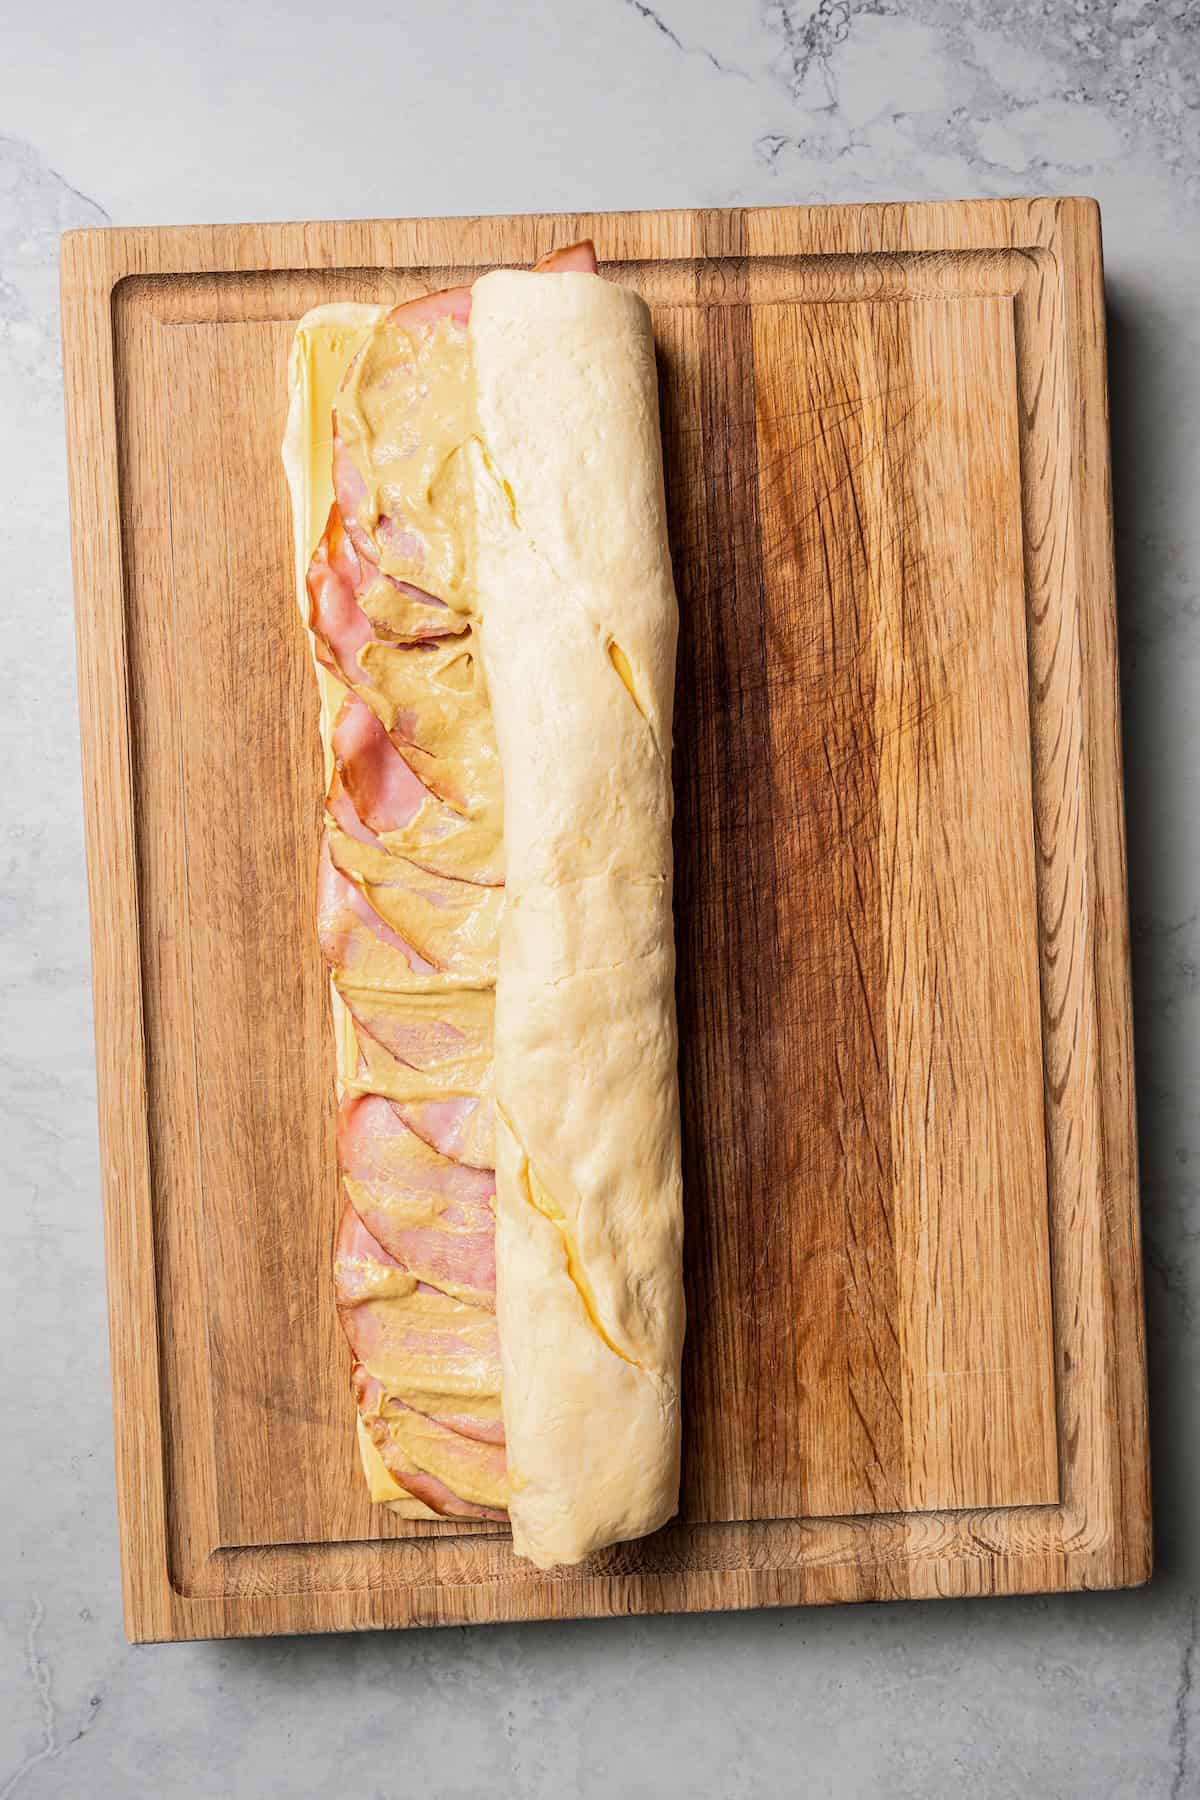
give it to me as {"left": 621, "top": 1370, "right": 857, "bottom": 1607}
{"left": 505, "top": 1125, "right": 646, "bottom": 1373}
{"left": 474, "top": 446, "right": 668, "bottom": 765}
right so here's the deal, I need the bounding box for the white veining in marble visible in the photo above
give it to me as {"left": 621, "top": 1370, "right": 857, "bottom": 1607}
{"left": 1, "top": 2, "right": 1197, "bottom": 1795}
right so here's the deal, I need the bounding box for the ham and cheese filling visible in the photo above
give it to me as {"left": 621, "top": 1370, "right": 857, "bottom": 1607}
{"left": 290, "top": 245, "right": 597, "bottom": 1520}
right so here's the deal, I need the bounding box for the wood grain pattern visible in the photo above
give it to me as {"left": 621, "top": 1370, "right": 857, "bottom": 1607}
{"left": 61, "top": 201, "right": 1150, "bottom": 1641}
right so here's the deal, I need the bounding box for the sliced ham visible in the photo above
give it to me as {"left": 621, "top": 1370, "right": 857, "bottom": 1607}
{"left": 534, "top": 241, "right": 599, "bottom": 274}
{"left": 331, "top": 430, "right": 375, "bottom": 567}
{"left": 326, "top": 446, "right": 465, "bottom": 645}
{"left": 306, "top": 504, "right": 375, "bottom": 687}
{"left": 333, "top": 694, "right": 429, "bottom": 835}
{"left": 339, "top": 1095, "right": 497, "bottom": 1307}
{"left": 335, "top": 1205, "right": 504, "bottom": 1450}
{"left": 334, "top": 1202, "right": 416, "bottom": 1304}
{"left": 337, "top": 1213, "right": 505, "bottom": 1517}
{"left": 333, "top": 285, "right": 472, "bottom": 597}
{"left": 333, "top": 1208, "right": 500, "bottom": 1392}
{"left": 307, "top": 502, "right": 465, "bottom": 695}
{"left": 350, "top": 1032, "right": 497, "bottom": 1171}
{"left": 316, "top": 838, "right": 435, "bottom": 983}
{"left": 358, "top": 632, "right": 501, "bottom": 821}
{"left": 394, "top": 1094, "right": 496, "bottom": 1171}
{"left": 383, "top": 285, "right": 472, "bottom": 332}
{"left": 338, "top": 983, "right": 493, "bottom": 1098}
{"left": 355, "top": 1368, "right": 507, "bottom": 1519}
{"left": 326, "top": 824, "right": 502, "bottom": 979}
{"left": 325, "top": 774, "right": 380, "bottom": 850}
{"left": 330, "top": 694, "right": 503, "bottom": 887}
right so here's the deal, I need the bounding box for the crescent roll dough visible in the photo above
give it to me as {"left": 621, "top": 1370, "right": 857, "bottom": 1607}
{"left": 469, "top": 271, "right": 684, "bottom": 1568}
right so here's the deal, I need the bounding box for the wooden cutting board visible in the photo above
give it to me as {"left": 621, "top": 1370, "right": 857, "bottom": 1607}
{"left": 61, "top": 200, "right": 1150, "bottom": 1643}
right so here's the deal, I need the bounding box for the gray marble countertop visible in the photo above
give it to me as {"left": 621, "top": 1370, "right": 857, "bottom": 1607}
{"left": 2, "top": 2, "right": 1197, "bottom": 1795}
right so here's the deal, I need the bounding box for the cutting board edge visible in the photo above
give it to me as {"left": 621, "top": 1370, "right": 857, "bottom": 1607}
{"left": 60, "top": 199, "right": 1150, "bottom": 1644}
